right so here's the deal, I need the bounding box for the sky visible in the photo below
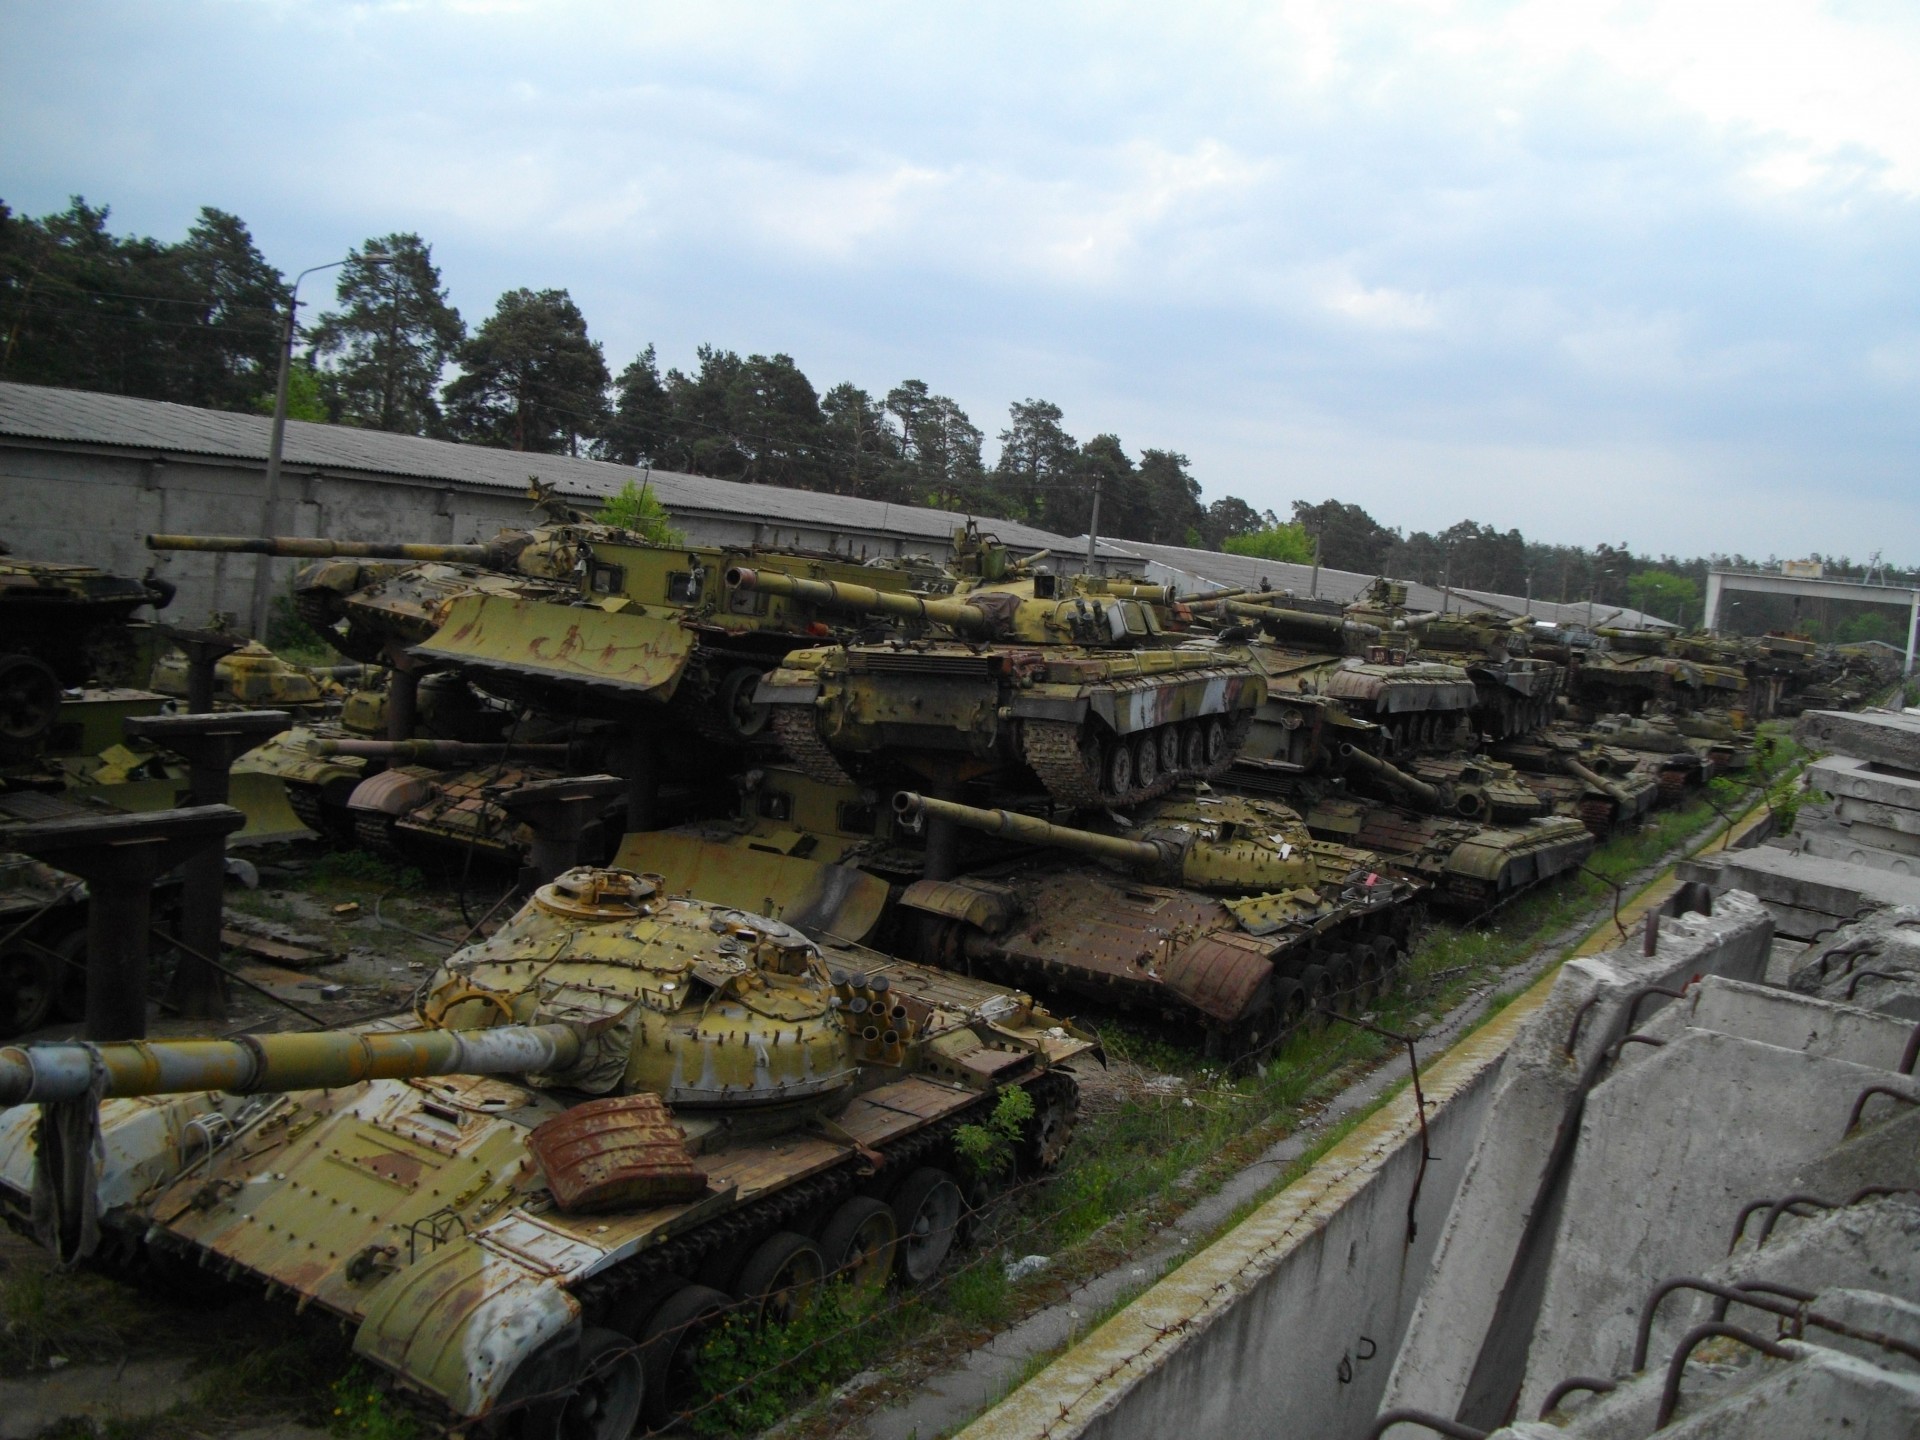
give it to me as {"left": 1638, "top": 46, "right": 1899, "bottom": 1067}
{"left": 2, "top": 0, "right": 1916, "bottom": 563}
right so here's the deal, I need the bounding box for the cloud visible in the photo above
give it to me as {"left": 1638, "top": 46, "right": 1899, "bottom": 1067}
{"left": 0, "top": 0, "right": 1916, "bottom": 559}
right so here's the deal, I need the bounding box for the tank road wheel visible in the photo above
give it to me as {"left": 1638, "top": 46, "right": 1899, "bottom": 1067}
{"left": 1130, "top": 733, "right": 1160, "bottom": 797}
{"left": 1297, "top": 963, "right": 1334, "bottom": 1022}
{"left": 818, "top": 1197, "right": 897, "bottom": 1299}
{"left": 716, "top": 666, "right": 771, "bottom": 742}
{"left": 1368, "top": 935, "right": 1402, "bottom": 995}
{"left": 0, "top": 937, "right": 57, "bottom": 1039}
{"left": 551, "top": 1327, "right": 645, "bottom": 1440}
{"left": 891, "top": 1167, "right": 963, "bottom": 1286}
{"left": 635, "top": 1284, "right": 731, "bottom": 1429}
{"left": 1179, "top": 721, "right": 1207, "bottom": 776}
{"left": 1157, "top": 725, "right": 1183, "bottom": 779}
{"left": 1272, "top": 977, "right": 1310, "bottom": 1036}
{"left": 0, "top": 654, "right": 61, "bottom": 750}
{"left": 1017, "top": 1075, "right": 1080, "bottom": 1174}
{"left": 734, "top": 1231, "right": 826, "bottom": 1327}
{"left": 1201, "top": 717, "right": 1230, "bottom": 776}
{"left": 1103, "top": 739, "right": 1135, "bottom": 804}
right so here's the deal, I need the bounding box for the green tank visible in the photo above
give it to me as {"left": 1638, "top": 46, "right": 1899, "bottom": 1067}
{"left": 149, "top": 639, "right": 373, "bottom": 711}
{"left": 889, "top": 789, "right": 1418, "bottom": 1058}
{"left": 1483, "top": 730, "right": 1662, "bottom": 837}
{"left": 739, "top": 559, "right": 1266, "bottom": 809}
{"left": 1569, "top": 627, "right": 1747, "bottom": 721}
{"left": 0, "top": 548, "right": 174, "bottom": 758}
{"left": 0, "top": 867, "right": 1093, "bottom": 1434}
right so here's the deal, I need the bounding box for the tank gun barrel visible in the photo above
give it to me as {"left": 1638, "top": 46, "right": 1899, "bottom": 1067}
{"left": 727, "top": 567, "right": 997, "bottom": 635}
{"left": 0, "top": 1022, "right": 587, "bottom": 1106}
{"left": 1338, "top": 743, "right": 1445, "bottom": 811}
{"left": 894, "top": 792, "right": 1170, "bottom": 871}
{"left": 312, "top": 738, "right": 575, "bottom": 762}
{"left": 148, "top": 534, "right": 499, "bottom": 565}
{"left": 1562, "top": 755, "right": 1634, "bottom": 805}
{"left": 1216, "top": 599, "right": 1381, "bottom": 644}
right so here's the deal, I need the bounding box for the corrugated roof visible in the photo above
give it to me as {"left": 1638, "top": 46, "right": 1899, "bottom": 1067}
{"left": 0, "top": 381, "right": 1129, "bottom": 558}
{"left": 1104, "top": 537, "right": 1678, "bottom": 631}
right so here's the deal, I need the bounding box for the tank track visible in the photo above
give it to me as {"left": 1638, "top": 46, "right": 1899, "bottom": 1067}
{"left": 354, "top": 812, "right": 404, "bottom": 859}
{"left": 1576, "top": 796, "right": 1618, "bottom": 839}
{"left": 284, "top": 783, "right": 331, "bottom": 838}
{"left": 1021, "top": 720, "right": 1108, "bottom": 808}
{"left": 769, "top": 703, "right": 859, "bottom": 786}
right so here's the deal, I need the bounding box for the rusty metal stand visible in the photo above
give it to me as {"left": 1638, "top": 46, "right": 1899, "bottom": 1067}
{"left": 158, "top": 625, "right": 247, "bottom": 714}
{"left": 0, "top": 807, "right": 245, "bottom": 1039}
{"left": 497, "top": 774, "right": 626, "bottom": 890}
{"left": 124, "top": 711, "right": 291, "bottom": 1018}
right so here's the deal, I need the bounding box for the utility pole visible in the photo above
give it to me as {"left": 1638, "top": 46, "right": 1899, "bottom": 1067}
{"left": 1084, "top": 476, "right": 1101, "bottom": 575}
{"left": 249, "top": 252, "right": 390, "bottom": 640}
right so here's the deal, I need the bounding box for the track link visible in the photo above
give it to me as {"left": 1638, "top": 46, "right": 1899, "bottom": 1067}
{"left": 1021, "top": 720, "right": 1107, "bottom": 808}
{"left": 769, "top": 703, "right": 860, "bottom": 786}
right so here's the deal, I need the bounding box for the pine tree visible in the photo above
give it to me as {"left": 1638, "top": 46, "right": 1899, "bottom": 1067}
{"left": 308, "top": 234, "right": 464, "bottom": 435}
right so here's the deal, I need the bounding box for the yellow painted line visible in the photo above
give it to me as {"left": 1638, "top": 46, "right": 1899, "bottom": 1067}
{"left": 959, "top": 791, "right": 1782, "bottom": 1440}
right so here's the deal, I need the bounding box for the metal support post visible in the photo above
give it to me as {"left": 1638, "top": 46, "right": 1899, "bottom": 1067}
{"left": 496, "top": 775, "right": 626, "bottom": 891}
{"left": 123, "top": 711, "right": 291, "bottom": 1017}
{"left": 0, "top": 807, "right": 246, "bottom": 1039}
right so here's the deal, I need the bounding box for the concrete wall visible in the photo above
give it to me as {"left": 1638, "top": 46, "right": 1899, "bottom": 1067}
{"left": 0, "top": 440, "right": 940, "bottom": 631}
{"left": 963, "top": 996, "right": 1527, "bottom": 1440}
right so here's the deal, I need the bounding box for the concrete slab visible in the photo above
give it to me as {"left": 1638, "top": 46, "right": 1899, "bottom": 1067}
{"left": 1830, "top": 815, "right": 1920, "bottom": 856}
{"left": 1810, "top": 755, "right": 1920, "bottom": 812}
{"left": 1681, "top": 846, "right": 1920, "bottom": 936}
{"left": 1788, "top": 822, "right": 1920, "bottom": 877}
{"left": 1378, "top": 895, "right": 1775, "bottom": 1426}
{"left": 1515, "top": 1031, "right": 1920, "bottom": 1416}
{"left": 1664, "top": 975, "right": 1919, "bottom": 1072}
{"left": 1796, "top": 709, "right": 1920, "bottom": 773}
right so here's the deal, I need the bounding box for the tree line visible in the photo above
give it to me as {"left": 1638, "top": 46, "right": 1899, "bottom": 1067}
{"left": 2, "top": 196, "right": 1910, "bottom": 637}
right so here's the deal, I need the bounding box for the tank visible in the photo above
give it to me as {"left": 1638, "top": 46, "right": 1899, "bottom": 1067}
{"left": 148, "top": 640, "right": 374, "bottom": 711}
{"left": 147, "top": 532, "right": 580, "bottom": 668}
{"left": 412, "top": 541, "right": 947, "bottom": 746}
{"left": 889, "top": 789, "right": 1418, "bottom": 1058}
{"left": 1484, "top": 730, "right": 1662, "bottom": 837}
{"left": 0, "top": 549, "right": 174, "bottom": 761}
{"left": 1569, "top": 628, "right": 1747, "bottom": 721}
{"left": 0, "top": 867, "right": 1094, "bottom": 1434}
{"left": 739, "top": 559, "right": 1267, "bottom": 809}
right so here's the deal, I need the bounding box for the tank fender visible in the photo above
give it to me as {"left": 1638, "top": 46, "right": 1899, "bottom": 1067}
{"left": 353, "top": 1230, "right": 582, "bottom": 1418}
{"left": 1157, "top": 934, "right": 1276, "bottom": 1024}
{"left": 898, "top": 878, "right": 1018, "bottom": 935}
{"left": 347, "top": 767, "right": 436, "bottom": 817}
{"left": 754, "top": 678, "right": 822, "bottom": 706}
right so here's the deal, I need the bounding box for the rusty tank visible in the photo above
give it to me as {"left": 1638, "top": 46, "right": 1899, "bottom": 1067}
{"left": 889, "top": 789, "right": 1417, "bottom": 1059}
{"left": 740, "top": 554, "right": 1266, "bottom": 809}
{"left": 149, "top": 639, "right": 374, "bottom": 712}
{"left": 1484, "top": 729, "right": 1663, "bottom": 837}
{"left": 0, "top": 867, "right": 1094, "bottom": 1434}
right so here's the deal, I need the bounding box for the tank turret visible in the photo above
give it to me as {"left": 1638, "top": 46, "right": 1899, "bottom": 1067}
{"left": 740, "top": 570, "right": 1267, "bottom": 809}
{"left": 0, "top": 867, "right": 1093, "bottom": 1433}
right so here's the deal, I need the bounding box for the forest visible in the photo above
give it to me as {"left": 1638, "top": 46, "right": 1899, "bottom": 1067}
{"left": 3, "top": 196, "right": 1912, "bottom": 642}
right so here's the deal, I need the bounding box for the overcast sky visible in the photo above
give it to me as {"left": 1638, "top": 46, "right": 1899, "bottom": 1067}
{"left": 3, "top": 1, "right": 1916, "bottom": 562}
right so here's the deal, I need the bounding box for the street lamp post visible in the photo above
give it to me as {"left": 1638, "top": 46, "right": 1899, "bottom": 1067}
{"left": 247, "top": 252, "right": 390, "bottom": 640}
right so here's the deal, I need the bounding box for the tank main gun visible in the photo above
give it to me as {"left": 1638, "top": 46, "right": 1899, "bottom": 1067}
{"left": 1339, "top": 743, "right": 1511, "bottom": 823}
{"left": 894, "top": 790, "right": 1330, "bottom": 896}
{"left": 0, "top": 1021, "right": 587, "bottom": 1106}
{"left": 149, "top": 534, "right": 502, "bottom": 565}
{"left": 1195, "top": 597, "right": 1382, "bottom": 647}
{"left": 728, "top": 567, "right": 1000, "bottom": 635}
{"left": 1561, "top": 754, "right": 1636, "bottom": 807}
{"left": 896, "top": 792, "right": 1168, "bottom": 871}
{"left": 311, "top": 738, "right": 574, "bottom": 763}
